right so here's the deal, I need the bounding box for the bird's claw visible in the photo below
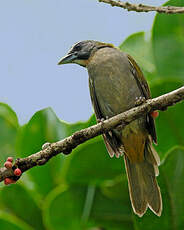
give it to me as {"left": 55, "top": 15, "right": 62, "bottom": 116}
{"left": 97, "top": 116, "right": 109, "bottom": 123}
{"left": 135, "top": 96, "right": 146, "bottom": 106}
{"left": 97, "top": 118, "right": 105, "bottom": 123}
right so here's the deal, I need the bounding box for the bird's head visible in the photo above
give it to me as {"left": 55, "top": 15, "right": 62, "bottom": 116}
{"left": 58, "top": 40, "right": 114, "bottom": 67}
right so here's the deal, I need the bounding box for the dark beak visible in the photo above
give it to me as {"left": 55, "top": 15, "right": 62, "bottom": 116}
{"left": 58, "top": 53, "right": 77, "bottom": 65}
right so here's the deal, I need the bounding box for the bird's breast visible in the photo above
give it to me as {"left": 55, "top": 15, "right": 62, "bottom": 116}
{"left": 87, "top": 48, "right": 143, "bottom": 117}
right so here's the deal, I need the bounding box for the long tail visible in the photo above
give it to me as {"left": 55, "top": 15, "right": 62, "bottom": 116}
{"left": 124, "top": 140, "right": 162, "bottom": 217}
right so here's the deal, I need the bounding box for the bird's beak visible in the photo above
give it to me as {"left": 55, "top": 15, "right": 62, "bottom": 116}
{"left": 58, "top": 53, "right": 77, "bottom": 65}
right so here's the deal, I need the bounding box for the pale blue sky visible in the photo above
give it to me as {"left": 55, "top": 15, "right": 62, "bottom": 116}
{"left": 0, "top": 0, "right": 165, "bottom": 124}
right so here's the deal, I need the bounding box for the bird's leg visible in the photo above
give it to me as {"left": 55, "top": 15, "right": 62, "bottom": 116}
{"left": 4, "top": 157, "right": 22, "bottom": 185}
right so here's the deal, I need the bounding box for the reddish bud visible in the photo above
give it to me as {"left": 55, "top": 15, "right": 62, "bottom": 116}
{"left": 14, "top": 168, "right": 22, "bottom": 176}
{"left": 7, "top": 157, "right": 13, "bottom": 162}
{"left": 151, "top": 110, "right": 159, "bottom": 119}
{"left": 4, "top": 161, "right": 12, "bottom": 169}
{"left": 4, "top": 178, "right": 15, "bottom": 185}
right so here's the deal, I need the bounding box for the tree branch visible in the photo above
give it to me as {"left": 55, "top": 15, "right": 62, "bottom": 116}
{"left": 0, "top": 86, "right": 184, "bottom": 183}
{"left": 98, "top": 0, "right": 184, "bottom": 14}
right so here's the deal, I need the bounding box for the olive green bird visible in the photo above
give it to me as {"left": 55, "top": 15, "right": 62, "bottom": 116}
{"left": 58, "top": 40, "right": 162, "bottom": 217}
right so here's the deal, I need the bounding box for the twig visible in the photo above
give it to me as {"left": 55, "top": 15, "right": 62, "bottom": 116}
{"left": 0, "top": 86, "right": 184, "bottom": 183}
{"left": 98, "top": 0, "right": 184, "bottom": 14}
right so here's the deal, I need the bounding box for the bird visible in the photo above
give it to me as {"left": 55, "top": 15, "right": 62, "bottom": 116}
{"left": 58, "top": 40, "right": 162, "bottom": 217}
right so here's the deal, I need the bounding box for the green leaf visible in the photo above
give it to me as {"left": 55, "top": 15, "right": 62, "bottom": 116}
{"left": 150, "top": 79, "right": 184, "bottom": 158}
{"left": 16, "top": 107, "right": 68, "bottom": 156}
{"left": 152, "top": 0, "right": 184, "bottom": 80}
{"left": 66, "top": 114, "right": 96, "bottom": 136}
{"left": 134, "top": 146, "right": 184, "bottom": 229}
{"left": 0, "top": 103, "right": 19, "bottom": 129}
{"left": 0, "top": 184, "right": 44, "bottom": 230}
{"left": 43, "top": 184, "right": 87, "bottom": 230}
{"left": 43, "top": 182, "right": 133, "bottom": 230}
{"left": 0, "top": 212, "right": 33, "bottom": 230}
{"left": 16, "top": 107, "right": 69, "bottom": 196}
{"left": 90, "top": 181, "right": 133, "bottom": 230}
{"left": 66, "top": 137, "right": 123, "bottom": 185}
{"left": 15, "top": 110, "right": 96, "bottom": 196}
{"left": 119, "top": 31, "right": 156, "bottom": 81}
{"left": 58, "top": 114, "right": 97, "bottom": 182}
{"left": 0, "top": 103, "right": 19, "bottom": 166}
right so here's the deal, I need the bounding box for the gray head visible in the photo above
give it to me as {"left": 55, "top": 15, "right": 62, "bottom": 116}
{"left": 58, "top": 40, "right": 114, "bottom": 67}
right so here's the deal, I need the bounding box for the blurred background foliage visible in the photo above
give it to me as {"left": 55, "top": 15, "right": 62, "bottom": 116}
{"left": 0, "top": 0, "right": 184, "bottom": 229}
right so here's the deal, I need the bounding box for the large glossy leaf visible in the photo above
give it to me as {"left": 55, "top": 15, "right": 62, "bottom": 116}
{"left": 16, "top": 110, "right": 96, "bottom": 195}
{"left": 16, "top": 107, "right": 68, "bottom": 156}
{"left": 16, "top": 108, "right": 68, "bottom": 196}
{"left": 134, "top": 146, "right": 184, "bottom": 229}
{"left": 43, "top": 182, "right": 133, "bottom": 230}
{"left": 152, "top": 0, "right": 184, "bottom": 80}
{"left": 0, "top": 184, "right": 44, "bottom": 230}
{"left": 150, "top": 79, "right": 184, "bottom": 158}
{"left": 65, "top": 114, "right": 96, "bottom": 136}
{"left": 90, "top": 179, "right": 133, "bottom": 230}
{"left": 57, "top": 114, "right": 98, "bottom": 181}
{"left": 65, "top": 136, "right": 123, "bottom": 185}
{"left": 119, "top": 31, "right": 156, "bottom": 81}
{"left": 43, "top": 184, "right": 87, "bottom": 230}
{"left": 0, "top": 103, "right": 19, "bottom": 166}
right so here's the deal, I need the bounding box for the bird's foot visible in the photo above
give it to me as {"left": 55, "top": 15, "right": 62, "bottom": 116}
{"left": 97, "top": 116, "right": 109, "bottom": 123}
{"left": 4, "top": 157, "right": 22, "bottom": 185}
{"left": 97, "top": 118, "right": 105, "bottom": 123}
{"left": 135, "top": 96, "right": 146, "bottom": 106}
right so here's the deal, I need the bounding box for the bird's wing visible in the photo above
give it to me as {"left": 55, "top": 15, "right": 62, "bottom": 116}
{"left": 126, "top": 54, "right": 157, "bottom": 143}
{"left": 89, "top": 78, "right": 124, "bottom": 158}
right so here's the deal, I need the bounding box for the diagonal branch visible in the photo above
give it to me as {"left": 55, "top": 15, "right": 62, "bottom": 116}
{"left": 98, "top": 0, "right": 184, "bottom": 14}
{"left": 0, "top": 86, "right": 184, "bottom": 183}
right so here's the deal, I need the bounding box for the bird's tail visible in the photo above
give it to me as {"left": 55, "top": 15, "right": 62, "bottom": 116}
{"left": 124, "top": 140, "right": 162, "bottom": 217}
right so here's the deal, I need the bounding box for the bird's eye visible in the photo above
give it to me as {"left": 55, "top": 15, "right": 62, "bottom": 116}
{"left": 74, "top": 44, "right": 81, "bottom": 51}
